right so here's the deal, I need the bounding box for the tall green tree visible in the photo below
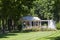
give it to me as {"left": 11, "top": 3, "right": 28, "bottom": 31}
{"left": 34, "top": 0, "right": 55, "bottom": 20}
{"left": 0, "top": 0, "right": 36, "bottom": 32}
{"left": 53, "top": 0, "right": 60, "bottom": 22}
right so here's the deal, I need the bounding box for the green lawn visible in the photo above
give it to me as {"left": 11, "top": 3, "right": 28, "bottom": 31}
{"left": 0, "top": 30, "right": 60, "bottom": 40}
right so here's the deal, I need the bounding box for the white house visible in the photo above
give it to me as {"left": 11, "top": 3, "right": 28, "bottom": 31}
{"left": 22, "top": 16, "right": 56, "bottom": 30}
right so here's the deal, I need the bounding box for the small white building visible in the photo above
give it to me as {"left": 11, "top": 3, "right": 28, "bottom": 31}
{"left": 22, "top": 16, "right": 56, "bottom": 30}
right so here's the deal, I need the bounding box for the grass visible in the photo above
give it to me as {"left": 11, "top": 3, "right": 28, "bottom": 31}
{"left": 0, "top": 30, "right": 60, "bottom": 40}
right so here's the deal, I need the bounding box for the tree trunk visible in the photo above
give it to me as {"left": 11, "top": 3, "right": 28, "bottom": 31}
{"left": 8, "top": 18, "right": 12, "bottom": 32}
{"left": 2, "top": 19, "right": 5, "bottom": 33}
{"left": 12, "top": 20, "right": 16, "bottom": 31}
{"left": 13, "top": 20, "right": 17, "bottom": 31}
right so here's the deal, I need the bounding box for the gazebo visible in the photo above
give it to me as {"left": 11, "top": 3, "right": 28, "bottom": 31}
{"left": 22, "top": 16, "right": 41, "bottom": 29}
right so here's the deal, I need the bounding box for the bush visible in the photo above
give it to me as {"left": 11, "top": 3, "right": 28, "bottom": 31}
{"left": 17, "top": 24, "right": 22, "bottom": 31}
{"left": 22, "top": 27, "right": 41, "bottom": 32}
{"left": 31, "top": 27, "right": 41, "bottom": 31}
{"left": 56, "top": 22, "right": 60, "bottom": 30}
{"left": 46, "top": 28, "right": 56, "bottom": 31}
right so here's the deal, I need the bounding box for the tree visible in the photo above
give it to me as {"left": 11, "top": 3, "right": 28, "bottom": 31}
{"left": 53, "top": 0, "right": 60, "bottom": 22}
{"left": 0, "top": 0, "right": 36, "bottom": 32}
{"left": 33, "top": 0, "right": 55, "bottom": 20}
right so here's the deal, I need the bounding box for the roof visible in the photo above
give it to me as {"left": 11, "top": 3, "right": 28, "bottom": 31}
{"left": 22, "top": 16, "right": 41, "bottom": 21}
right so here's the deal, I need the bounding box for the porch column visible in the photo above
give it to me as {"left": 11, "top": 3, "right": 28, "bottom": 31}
{"left": 48, "top": 20, "right": 49, "bottom": 28}
{"left": 35, "top": 21, "right": 36, "bottom": 27}
{"left": 40, "top": 21, "right": 41, "bottom": 27}
{"left": 29, "top": 21, "right": 32, "bottom": 28}
{"left": 33, "top": 21, "right": 35, "bottom": 26}
{"left": 38, "top": 21, "right": 39, "bottom": 27}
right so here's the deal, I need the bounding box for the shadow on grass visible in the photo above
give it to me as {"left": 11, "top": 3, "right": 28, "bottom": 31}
{"left": 10, "top": 30, "right": 41, "bottom": 34}
{"left": 47, "top": 36, "right": 60, "bottom": 40}
{"left": 0, "top": 30, "right": 31, "bottom": 39}
{"left": 0, "top": 33, "right": 17, "bottom": 38}
{"left": 36, "top": 36, "right": 60, "bottom": 40}
{"left": 57, "top": 28, "right": 60, "bottom": 30}
{"left": 10, "top": 30, "right": 30, "bottom": 33}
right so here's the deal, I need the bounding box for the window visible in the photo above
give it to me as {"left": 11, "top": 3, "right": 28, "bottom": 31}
{"left": 32, "top": 21, "right": 34, "bottom": 26}
{"left": 35, "top": 21, "right": 38, "bottom": 26}
{"left": 26, "top": 21, "right": 30, "bottom": 26}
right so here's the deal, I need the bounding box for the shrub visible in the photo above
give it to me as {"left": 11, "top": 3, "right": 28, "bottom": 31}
{"left": 56, "top": 22, "right": 60, "bottom": 30}
{"left": 46, "top": 28, "right": 56, "bottom": 31}
{"left": 17, "top": 24, "right": 22, "bottom": 31}
{"left": 31, "top": 27, "right": 41, "bottom": 31}
{"left": 22, "top": 27, "right": 41, "bottom": 32}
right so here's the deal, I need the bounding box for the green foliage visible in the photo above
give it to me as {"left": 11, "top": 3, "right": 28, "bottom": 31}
{"left": 0, "top": 0, "right": 60, "bottom": 20}
{"left": 0, "top": 0, "right": 36, "bottom": 18}
{"left": 31, "top": 27, "right": 41, "bottom": 31}
{"left": 31, "top": 0, "right": 60, "bottom": 21}
{"left": 23, "top": 27, "right": 41, "bottom": 32}
{"left": 17, "top": 24, "right": 22, "bottom": 31}
{"left": 0, "top": 0, "right": 36, "bottom": 33}
{"left": 53, "top": 0, "right": 60, "bottom": 21}
{"left": 0, "top": 0, "right": 60, "bottom": 33}
{"left": 33, "top": 0, "right": 55, "bottom": 20}
{"left": 56, "top": 22, "right": 60, "bottom": 30}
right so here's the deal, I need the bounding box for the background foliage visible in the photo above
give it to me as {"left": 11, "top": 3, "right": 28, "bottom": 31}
{"left": 0, "top": 0, "right": 60, "bottom": 33}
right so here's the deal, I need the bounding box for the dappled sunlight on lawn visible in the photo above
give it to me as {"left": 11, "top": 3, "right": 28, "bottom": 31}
{"left": 0, "top": 30, "right": 60, "bottom": 40}
{"left": 37, "top": 30, "right": 60, "bottom": 40}
{"left": 0, "top": 33, "right": 17, "bottom": 38}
